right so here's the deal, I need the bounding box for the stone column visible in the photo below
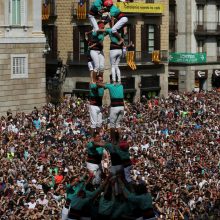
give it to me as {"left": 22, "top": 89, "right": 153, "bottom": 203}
{"left": 134, "top": 75, "right": 141, "bottom": 102}
{"left": 207, "top": 69, "right": 212, "bottom": 91}
{"left": 32, "top": 0, "right": 44, "bottom": 36}
{"left": 160, "top": 64, "right": 169, "bottom": 97}
{"left": 179, "top": 69, "right": 187, "bottom": 92}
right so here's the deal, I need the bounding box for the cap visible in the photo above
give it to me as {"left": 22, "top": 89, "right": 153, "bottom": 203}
{"left": 104, "top": 0, "right": 113, "bottom": 7}
{"left": 98, "top": 20, "right": 105, "bottom": 29}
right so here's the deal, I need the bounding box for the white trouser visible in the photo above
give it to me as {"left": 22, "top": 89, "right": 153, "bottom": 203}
{"left": 89, "top": 105, "right": 102, "bottom": 128}
{"left": 112, "top": 17, "right": 128, "bottom": 33}
{"left": 88, "top": 61, "right": 94, "bottom": 71}
{"left": 62, "top": 207, "right": 69, "bottom": 220}
{"left": 86, "top": 162, "right": 102, "bottom": 185}
{"left": 110, "top": 49, "right": 122, "bottom": 82}
{"left": 88, "top": 14, "right": 99, "bottom": 31}
{"left": 90, "top": 50, "right": 105, "bottom": 73}
{"left": 124, "top": 165, "right": 132, "bottom": 183}
{"left": 110, "top": 106, "right": 124, "bottom": 128}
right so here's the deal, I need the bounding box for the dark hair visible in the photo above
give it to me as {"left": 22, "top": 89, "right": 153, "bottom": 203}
{"left": 93, "top": 132, "right": 100, "bottom": 138}
{"left": 135, "top": 184, "right": 148, "bottom": 195}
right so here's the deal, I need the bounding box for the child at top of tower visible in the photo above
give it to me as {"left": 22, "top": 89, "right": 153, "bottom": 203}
{"left": 103, "top": 0, "right": 128, "bottom": 45}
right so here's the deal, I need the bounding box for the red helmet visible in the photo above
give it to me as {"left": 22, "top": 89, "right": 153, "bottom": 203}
{"left": 104, "top": 0, "right": 113, "bottom": 7}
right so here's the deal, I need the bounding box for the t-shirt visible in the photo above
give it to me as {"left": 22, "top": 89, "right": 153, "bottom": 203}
{"left": 27, "top": 202, "right": 36, "bottom": 209}
{"left": 55, "top": 174, "right": 64, "bottom": 184}
{"left": 104, "top": 83, "right": 124, "bottom": 99}
{"left": 105, "top": 28, "right": 121, "bottom": 44}
{"left": 33, "top": 119, "right": 41, "bottom": 129}
{"left": 91, "top": 32, "right": 104, "bottom": 43}
{"left": 98, "top": 196, "right": 115, "bottom": 215}
{"left": 36, "top": 198, "right": 48, "bottom": 206}
{"left": 117, "top": 147, "right": 130, "bottom": 161}
{"left": 109, "top": 5, "right": 121, "bottom": 18}
{"left": 91, "top": 0, "right": 103, "bottom": 12}
{"left": 89, "top": 84, "right": 104, "bottom": 106}
{"left": 87, "top": 142, "right": 104, "bottom": 164}
{"left": 127, "top": 192, "right": 153, "bottom": 210}
{"left": 70, "top": 188, "right": 99, "bottom": 210}
{"left": 105, "top": 143, "right": 122, "bottom": 166}
{"left": 66, "top": 182, "right": 84, "bottom": 201}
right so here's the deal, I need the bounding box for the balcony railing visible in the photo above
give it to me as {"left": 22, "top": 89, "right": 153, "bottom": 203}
{"left": 194, "top": 22, "right": 220, "bottom": 35}
{"left": 67, "top": 50, "right": 168, "bottom": 66}
{"left": 42, "top": 0, "right": 57, "bottom": 21}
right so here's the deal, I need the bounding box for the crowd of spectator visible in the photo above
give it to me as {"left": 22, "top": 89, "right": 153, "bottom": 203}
{"left": 0, "top": 90, "right": 219, "bottom": 219}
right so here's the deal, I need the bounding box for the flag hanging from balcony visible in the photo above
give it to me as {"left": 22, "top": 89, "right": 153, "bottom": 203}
{"left": 152, "top": 51, "right": 160, "bottom": 63}
{"left": 77, "top": 0, "right": 87, "bottom": 20}
{"left": 126, "top": 51, "right": 136, "bottom": 70}
{"left": 42, "top": 1, "right": 50, "bottom": 20}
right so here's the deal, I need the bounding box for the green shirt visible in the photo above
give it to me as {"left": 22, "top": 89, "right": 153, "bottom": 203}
{"left": 109, "top": 5, "right": 121, "bottom": 18}
{"left": 66, "top": 182, "right": 84, "bottom": 200}
{"left": 98, "top": 195, "right": 115, "bottom": 215}
{"left": 89, "top": 84, "right": 104, "bottom": 98}
{"left": 117, "top": 147, "right": 130, "bottom": 161}
{"left": 105, "top": 28, "right": 121, "bottom": 44}
{"left": 92, "top": 32, "right": 105, "bottom": 43}
{"left": 49, "top": 167, "right": 58, "bottom": 175}
{"left": 87, "top": 142, "right": 104, "bottom": 156}
{"left": 104, "top": 83, "right": 124, "bottom": 99}
{"left": 127, "top": 192, "right": 153, "bottom": 210}
{"left": 70, "top": 187, "right": 101, "bottom": 210}
{"left": 91, "top": 0, "right": 103, "bottom": 12}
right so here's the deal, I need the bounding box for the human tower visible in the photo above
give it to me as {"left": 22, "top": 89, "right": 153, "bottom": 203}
{"left": 62, "top": 2, "right": 155, "bottom": 219}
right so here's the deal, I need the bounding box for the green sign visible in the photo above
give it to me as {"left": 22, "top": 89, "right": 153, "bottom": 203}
{"left": 169, "top": 53, "right": 206, "bottom": 63}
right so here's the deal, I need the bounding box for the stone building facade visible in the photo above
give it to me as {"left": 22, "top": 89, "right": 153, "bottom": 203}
{"left": 0, "top": 0, "right": 46, "bottom": 115}
{"left": 45, "top": 0, "right": 169, "bottom": 102}
{"left": 168, "top": 0, "right": 220, "bottom": 92}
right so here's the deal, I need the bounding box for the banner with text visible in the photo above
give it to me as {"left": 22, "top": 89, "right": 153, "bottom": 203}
{"left": 169, "top": 53, "right": 206, "bottom": 64}
{"left": 115, "top": 3, "right": 164, "bottom": 14}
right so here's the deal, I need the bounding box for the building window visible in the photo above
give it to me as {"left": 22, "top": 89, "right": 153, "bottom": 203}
{"left": 9, "top": 0, "right": 26, "bottom": 26}
{"left": 217, "top": 40, "right": 220, "bottom": 57}
{"left": 124, "top": 25, "right": 134, "bottom": 46}
{"left": 197, "top": 5, "right": 204, "bottom": 25}
{"left": 43, "top": 25, "right": 57, "bottom": 58}
{"left": 197, "top": 40, "right": 204, "bottom": 53}
{"left": 11, "top": 54, "right": 28, "bottom": 79}
{"left": 148, "top": 25, "right": 155, "bottom": 52}
{"left": 11, "top": 0, "right": 21, "bottom": 25}
{"left": 73, "top": 25, "right": 91, "bottom": 61}
{"left": 141, "top": 24, "right": 160, "bottom": 53}
{"left": 217, "top": 6, "right": 220, "bottom": 25}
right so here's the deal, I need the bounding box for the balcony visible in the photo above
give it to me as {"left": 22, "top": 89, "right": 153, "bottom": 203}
{"left": 67, "top": 50, "right": 168, "bottom": 66}
{"left": 194, "top": 22, "right": 220, "bottom": 36}
{"left": 169, "top": 22, "right": 178, "bottom": 38}
{"left": 42, "top": 0, "right": 57, "bottom": 21}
